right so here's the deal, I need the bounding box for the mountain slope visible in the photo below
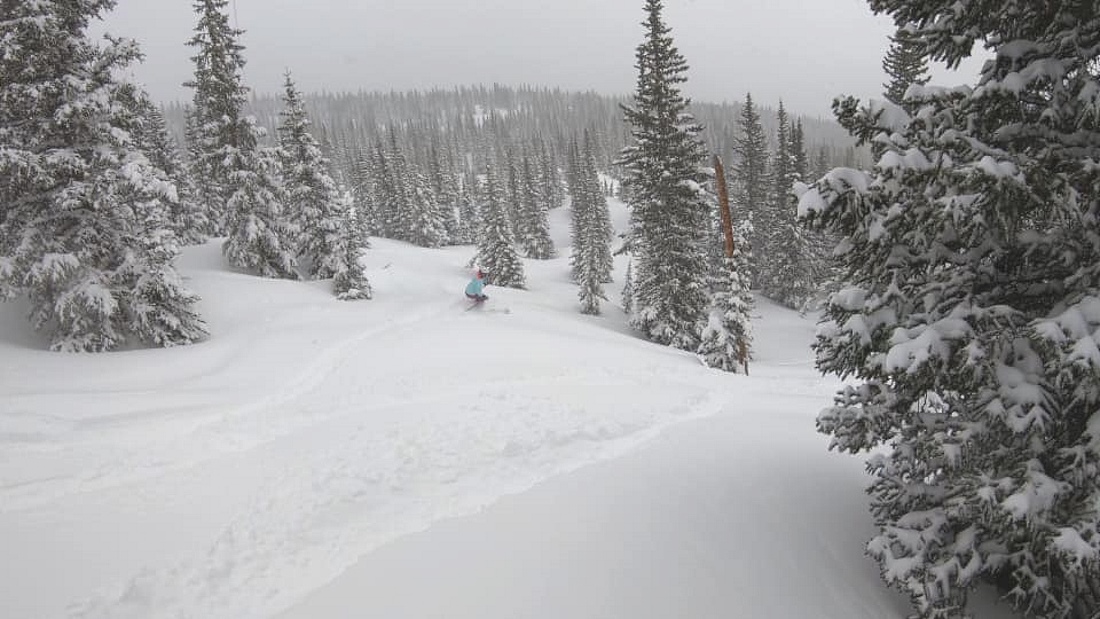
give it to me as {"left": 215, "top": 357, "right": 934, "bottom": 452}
{"left": 0, "top": 198, "right": 1017, "bottom": 618}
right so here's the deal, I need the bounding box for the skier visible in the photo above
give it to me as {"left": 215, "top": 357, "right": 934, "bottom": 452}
{"left": 465, "top": 269, "right": 489, "bottom": 304}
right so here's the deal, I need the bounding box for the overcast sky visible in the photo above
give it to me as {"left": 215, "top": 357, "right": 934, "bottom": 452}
{"left": 92, "top": 0, "right": 985, "bottom": 118}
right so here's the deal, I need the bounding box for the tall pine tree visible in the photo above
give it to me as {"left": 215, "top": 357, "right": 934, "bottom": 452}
{"left": 571, "top": 132, "right": 614, "bottom": 315}
{"left": 801, "top": 1, "right": 1100, "bottom": 616}
{"left": 476, "top": 164, "right": 526, "bottom": 289}
{"left": 186, "top": 0, "right": 297, "bottom": 278}
{"left": 618, "top": 0, "right": 711, "bottom": 351}
{"left": 732, "top": 92, "right": 768, "bottom": 287}
{"left": 185, "top": 0, "right": 247, "bottom": 235}
{"left": 759, "top": 101, "right": 813, "bottom": 308}
{"left": 221, "top": 125, "right": 299, "bottom": 279}
{"left": 517, "top": 153, "right": 555, "bottom": 259}
{"left": 0, "top": 0, "right": 207, "bottom": 351}
{"left": 277, "top": 71, "right": 344, "bottom": 278}
{"left": 698, "top": 156, "right": 753, "bottom": 373}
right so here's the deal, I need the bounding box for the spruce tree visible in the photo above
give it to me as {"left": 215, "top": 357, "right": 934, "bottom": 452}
{"left": 456, "top": 181, "right": 480, "bottom": 245}
{"left": 185, "top": 0, "right": 248, "bottom": 235}
{"left": 571, "top": 133, "right": 614, "bottom": 314}
{"left": 882, "top": 26, "right": 930, "bottom": 108}
{"left": 428, "top": 143, "right": 462, "bottom": 244}
{"left": 697, "top": 157, "right": 753, "bottom": 373}
{"left": 332, "top": 191, "right": 372, "bottom": 300}
{"left": 617, "top": 0, "right": 711, "bottom": 351}
{"left": 277, "top": 71, "right": 344, "bottom": 277}
{"left": 802, "top": 1, "right": 1100, "bottom": 616}
{"left": 518, "top": 153, "right": 555, "bottom": 259}
{"left": 221, "top": 127, "right": 299, "bottom": 279}
{"left": 0, "top": 0, "right": 207, "bottom": 351}
{"left": 732, "top": 93, "right": 768, "bottom": 287}
{"left": 621, "top": 260, "right": 635, "bottom": 314}
{"left": 790, "top": 119, "right": 808, "bottom": 183}
{"left": 584, "top": 131, "right": 614, "bottom": 284}
{"left": 476, "top": 165, "right": 526, "bottom": 289}
{"left": 760, "top": 101, "right": 813, "bottom": 308}
{"left": 406, "top": 165, "right": 447, "bottom": 248}
{"left": 536, "top": 137, "right": 563, "bottom": 213}
{"left": 129, "top": 94, "right": 208, "bottom": 245}
{"left": 370, "top": 143, "right": 401, "bottom": 239}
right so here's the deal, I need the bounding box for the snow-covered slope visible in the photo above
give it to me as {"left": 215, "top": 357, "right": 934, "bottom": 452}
{"left": 0, "top": 198, "right": 1019, "bottom": 619}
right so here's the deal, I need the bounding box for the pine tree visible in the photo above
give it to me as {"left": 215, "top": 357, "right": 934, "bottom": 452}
{"left": 536, "top": 137, "right": 563, "bottom": 214}
{"left": 222, "top": 128, "right": 300, "bottom": 279}
{"left": 0, "top": 0, "right": 207, "bottom": 351}
{"left": 332, "top": 191, "right": 372, "bottom": 300}
{"left": 456, "top": 178, "right": 480, "bottom": 245}
{"left": 370, "top": 143, "right": 400, "bottom": 239}
{"left": 476, "top": 165, "right": 526, "bottom": 289}
{"left": 617, "top": 0, "right": 711, "bottom": 351}
{"left": 732, "top": 93, "right": 768, "bottom": 286}
{"left": 406, "top": 165, "right": 447, "bottom": 248}
{"left": 277, "top": 70, "right": 344, "bottom": 278}
{"left": 697, "top": 156, "right": 753, "bottom": 373}
{"left": 428, "top": 143, "right": 462, "bottom": 244}
{"left": 517, "top": 153, "right": 555, "bottom": 259}
{"left": 759, "top": 101, "right": 813, "bottom": 308}
{"left": 583, "top": 131, "right": 614, "bottom": 284}
{"left": 621, "top": 260, "right": 635, "bottom": 314}
{"left": 129, "top": 94, "right": 208, "bottom": 245}
{"left": 790, "top": 119, "right": 808, "bottom": 183}
{"left": 881, "top": 26, "right": 930, "bottom": 108}
{"left": 571, "top": 133, "right": 614, "bottom": 314}
{"left": 801, "top": 2, "right": 1100, "bottom": 616}
{"left": 185, "top": 0, "right": 249, "bottom": 235}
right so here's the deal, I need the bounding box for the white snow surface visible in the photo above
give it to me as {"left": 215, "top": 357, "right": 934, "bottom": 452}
{"left": 0, "top": 199, "right": 1021, "bottom": 618}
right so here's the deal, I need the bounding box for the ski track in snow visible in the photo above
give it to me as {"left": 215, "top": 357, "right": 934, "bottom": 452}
{"left": 67, "top": 384, "right": 732, "bottom": 619}
{"left": 0, "top": 300, "right": 453, "bottom": 513}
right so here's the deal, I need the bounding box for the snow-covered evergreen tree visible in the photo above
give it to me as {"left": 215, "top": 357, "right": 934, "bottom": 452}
{"left": 187, "top": 4, "right": 299, "bottom": 279}
{"left": 332, "top": 191, "right": 372, "bottom": 301}
{"left": 570, "top": 133, "right": 614, "bottom": 314}
{"left": 536, "top": 137, "right": 564, "bottom": 213}
{"left": 370, "top": 143, "right": 402, "bottom": 239}
{"left": 276, "top": 70, "right": 344, "bottom": 278}
{"left": 617, "top": 0, "right": 711, "bottom": 351}
{"left": 790, "top": 119, "right": 808, "bottom": 183}
{"left": 881, "top": 26, "right": 930, "bottom": 108}
{"left": 456, "top": 181, "right": 480, "bottom": 245}
{"left": 222, "top": 121, "right": 299, "bottom": 279}
{"left": 759, "top": 102, "right": 813, "bottom": 309}
{"left": 621, "top": 259, "right": 634, "bottom": 314}
{"left": 129, "top": 93, "right": 208, "bottom": 245}
{"left": 185, "top": 0, "right": 249, "bottom": 235}
{"left": 406, "top": 165, "right": 447, "bottom": 248}
{"left": 567, "top": 136, "right": 586, "bottom": 282}
{"left": 732, "top": 93, "right": 768, "bottom": 287}
{"left": 428, "top": 143, "right": 462, "bottom": 244}
{"left": 800, "top": 1, "right": 1100, "bottom": 616}
{"left": 476, "top": 165, "right": 526, "bottom": 289}
{"left": 0, "top": 0, "right": 207, "bottom": 351}
{"left": 517, "top": 154, "right": 555, "bottom": 259}
{"left": 697, "top": 159, "right": 753, "bottom": 373}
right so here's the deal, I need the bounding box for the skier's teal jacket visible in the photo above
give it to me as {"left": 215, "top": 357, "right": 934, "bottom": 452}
{"left": 465, "top": 276, "right": 485, "bottom": 296}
